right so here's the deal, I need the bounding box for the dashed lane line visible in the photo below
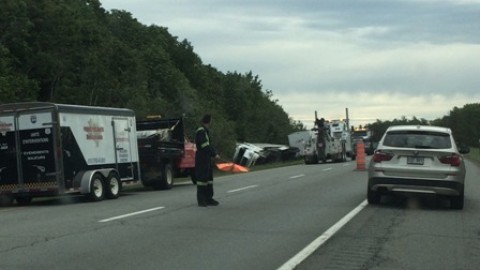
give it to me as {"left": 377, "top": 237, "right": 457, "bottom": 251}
{"left": 289, "top": 174, "right": 305, "bottom": 179}
{"left": 227, "top": 185, "right": 258, "bottom": 193}
{"left": 99, "top": 206, "right": 165, "bottom": 223}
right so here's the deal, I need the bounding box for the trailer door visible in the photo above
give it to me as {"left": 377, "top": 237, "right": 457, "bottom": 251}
{"left": 0, "top": 114, "right": 18, "bottom": 189}
{"left": 17, "top": 109, "right": 58, "bottom": 189}
{"left": 112, "top": 118, "right": 134, "bottom": 180}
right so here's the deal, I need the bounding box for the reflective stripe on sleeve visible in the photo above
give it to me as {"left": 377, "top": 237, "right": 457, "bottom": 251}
{"left": 201, "top": 142, "right": 209, "bottom": 148}
{"left": 197, "top": 182, "right": 208, "bottom": 186}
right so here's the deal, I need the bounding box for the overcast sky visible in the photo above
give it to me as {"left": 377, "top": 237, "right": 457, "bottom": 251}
{"left": 101, "top": 0, "right": 480, "bottom": 128}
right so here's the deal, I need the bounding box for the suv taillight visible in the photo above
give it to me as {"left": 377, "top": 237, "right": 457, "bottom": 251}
{"left": 372, "top": 151, "right": 393, "bottom": 163}
{"left": 439, "top": 154, "right": 461, "bottom": 167}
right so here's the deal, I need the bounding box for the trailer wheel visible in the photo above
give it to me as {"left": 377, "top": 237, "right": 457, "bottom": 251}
{"left": 105, "top": 172, "right": 121, "bottom": 199}
{"left": 88, "top": 173, "right": 105, "bottom": 202}
{"left": 15, "top": 196, "right": 32, "bottom": 206}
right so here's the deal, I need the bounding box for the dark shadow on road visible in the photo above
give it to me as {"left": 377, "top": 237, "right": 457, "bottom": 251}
{"left": 376, "top": 193, "right": 453, "bottom": 211}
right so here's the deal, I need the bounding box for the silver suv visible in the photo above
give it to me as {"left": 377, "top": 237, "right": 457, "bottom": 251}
{"left": 367, "top": 125, "right": 469, "bottom": 209}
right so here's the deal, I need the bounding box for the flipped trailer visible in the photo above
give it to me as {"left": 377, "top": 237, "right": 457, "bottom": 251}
{"left": 0, "top": 102, "right": 140, "bottom": 205}
{"left": 304, "top": 111, "right": 356, "bottom": 164}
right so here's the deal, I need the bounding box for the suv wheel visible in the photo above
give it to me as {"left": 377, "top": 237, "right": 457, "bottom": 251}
{"left": 367, "top": 188, "right": 381, "bottom": 204}
{"left": 450, "top": 194, "right": 464, "bottom": 210}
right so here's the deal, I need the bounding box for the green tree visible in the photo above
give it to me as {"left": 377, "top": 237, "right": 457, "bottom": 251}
{"left": 0, "top": 0, "right": 306, "bottom": 158}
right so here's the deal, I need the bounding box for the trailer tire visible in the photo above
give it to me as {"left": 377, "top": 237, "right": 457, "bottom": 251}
{"left": 88, "top": 173, "right": 105, "bottom": 202}
{"left": 105, "top": 172, "right": 121, "bottom": 199}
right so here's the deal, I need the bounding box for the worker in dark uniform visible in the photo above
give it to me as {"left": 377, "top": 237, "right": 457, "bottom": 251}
{"left": 195, "top": 114, "right": 220, "bottom": 207}
{"left": 315, "top": 117, "right": 325, "bottom": 130}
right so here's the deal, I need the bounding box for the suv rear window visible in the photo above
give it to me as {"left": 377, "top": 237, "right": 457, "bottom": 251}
{"left": 383, "top": 130, "right": 451, "bottom": 149}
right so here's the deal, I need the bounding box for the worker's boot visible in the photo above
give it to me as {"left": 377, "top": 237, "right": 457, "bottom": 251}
{"left": 206, "top": 184, "right": 219, "bottom": 206}
{"left": 197, "top": 185, "right": 208, "bottom": 207}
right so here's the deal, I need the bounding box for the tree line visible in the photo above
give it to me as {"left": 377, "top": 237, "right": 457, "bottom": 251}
{"left": 365, "top": 103, "right": 480, "bottom": 147}
{"left": 0, "top": 0, "right": 305, "bottom": 158}
{"left": 2, "top": 0, "right": 478, "bottom": 159}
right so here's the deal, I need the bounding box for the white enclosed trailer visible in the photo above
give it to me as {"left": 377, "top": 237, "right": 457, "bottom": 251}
{"left": 0, "top": 102, "right": 140, "bottom": 204}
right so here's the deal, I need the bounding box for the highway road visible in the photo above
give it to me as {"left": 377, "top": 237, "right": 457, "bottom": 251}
{"left": 0, "top": 158, "right": 479, "bottom": 270}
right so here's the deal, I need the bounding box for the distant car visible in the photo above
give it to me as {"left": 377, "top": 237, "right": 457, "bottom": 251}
{"left": 367, "top": 125, "right": 470, "bottom": 209}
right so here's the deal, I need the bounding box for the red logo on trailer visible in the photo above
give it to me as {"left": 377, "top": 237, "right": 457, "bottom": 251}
{"left": 84, "top": 119, "right": 104, "bottom": 146}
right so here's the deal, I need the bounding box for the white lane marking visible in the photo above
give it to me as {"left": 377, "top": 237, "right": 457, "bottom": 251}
{"left": 322, "top": 167, "right": 333, "bottom": 171}
{"left": 99, "top": 206, "right": 165, "bottom": 223}
{"left": 227, "top": 185, "right": 258, "bottom": 193}
{"left": 289, "top": 174, "right": 305, "bottom": 179}
{"left": 277, "top": 200, "right": 368, "bottom": 270}
{"left": 342, "top": 163, "right": 350, "bottom": 167}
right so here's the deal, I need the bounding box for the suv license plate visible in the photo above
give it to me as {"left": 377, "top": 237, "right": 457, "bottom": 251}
{"left": 407, "top": 156, "right": 424, "bottom": 165}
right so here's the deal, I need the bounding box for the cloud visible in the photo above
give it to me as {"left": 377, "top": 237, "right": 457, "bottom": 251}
{"left": 101, "top": 0, "right": 480, "bottom": 128}
{"left": 278, "top": 90, "right": 478, "bottom": 128}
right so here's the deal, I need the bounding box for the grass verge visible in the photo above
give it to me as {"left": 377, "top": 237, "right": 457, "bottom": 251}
{"left": 465, "top": 147, "right": 480, "bottom": 164}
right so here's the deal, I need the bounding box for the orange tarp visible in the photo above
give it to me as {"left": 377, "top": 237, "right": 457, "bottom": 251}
{"left": 216, "top": 162, "right": 249, "bottom": 173}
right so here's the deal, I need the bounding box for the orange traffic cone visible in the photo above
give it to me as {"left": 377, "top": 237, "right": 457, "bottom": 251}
{"left": 356, "top": 139, "right": 366, "bottom": 171}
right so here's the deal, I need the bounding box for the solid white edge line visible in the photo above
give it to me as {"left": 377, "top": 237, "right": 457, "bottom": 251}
{"left": 276, "top": 200, "right": 368, "bottom": 270}
{"left": 227, "top": 185, "right": 258, "bottom": 193}
{"left": 99, "top": 206, "right": 165, "bottom": 223}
